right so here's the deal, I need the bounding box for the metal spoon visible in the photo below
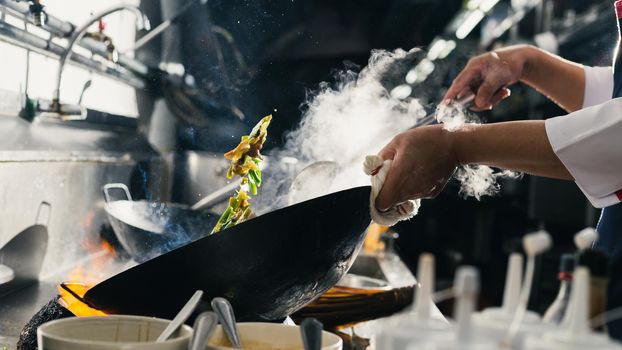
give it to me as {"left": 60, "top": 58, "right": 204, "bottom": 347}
{"left": 211, "top": 297, "right": 242, "bottom": 348}
{"left": 288, "top": 161, "right": 340, "bottom": 205}
{"left": 156, "top": 290, "right": 203, "bottom": 342}
{"left": 189, "top": 311, "right": 219, "bottom": 350}
{"left": 300, "top": 318, "right": 323, "bottom": 350}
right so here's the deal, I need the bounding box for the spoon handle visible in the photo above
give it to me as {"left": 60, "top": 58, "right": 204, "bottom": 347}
{"left": 211, "top": 297, "right": 242, "bottom": 348}
{"left": 189, "top": 311, "right": 219, "bottom": 350}
{"left": 301, "top": 318, "right": 323, "bottom": 350}
{"left": 157, "top": 290, "right": 203, "bottom": 342}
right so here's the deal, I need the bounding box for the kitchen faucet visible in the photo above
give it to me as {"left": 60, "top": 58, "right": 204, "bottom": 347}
{"left": 49, "top": 5, "right": 150, "bottom": 116}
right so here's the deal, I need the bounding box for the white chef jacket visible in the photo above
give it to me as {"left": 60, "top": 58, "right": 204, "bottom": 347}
{"left": 545, "top": 66, "right": 622, "bottom": 208}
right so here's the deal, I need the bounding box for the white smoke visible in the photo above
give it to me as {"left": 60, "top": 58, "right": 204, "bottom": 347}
{"left": 436, "top": 102, "right": 522, "bottom": 200}
{"left": 257, "top": 48, "right": 427, "bottom": 212}
{"left": 286, "top": 49, "right": 426, "bottom": 166}
{"left": 256, "top": 47, "right": 518, "bottom": 213}
{"left": 454, "top": 166, "right": 522, "bottom": 200}
{"left": 435, "top": 101, "right": 480, "bottom": 131}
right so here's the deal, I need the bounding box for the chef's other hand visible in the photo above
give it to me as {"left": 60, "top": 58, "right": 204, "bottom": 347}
{"left": 444, "top": 45, "right": 533, "bottom": 111}
{"left": 375, "top": 125, "right": 457, "bottom": 211}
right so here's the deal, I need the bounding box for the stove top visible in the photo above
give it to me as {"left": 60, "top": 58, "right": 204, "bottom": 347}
{"left": 0, "top": 281, "right": 58, "bottom": 348}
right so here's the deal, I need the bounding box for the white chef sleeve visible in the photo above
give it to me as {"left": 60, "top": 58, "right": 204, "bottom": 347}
{"left": 545, "top": 98, "right": 622, "bottom": 208}
{"left": 582, "top": 66, "right": 613, "bottom": 108}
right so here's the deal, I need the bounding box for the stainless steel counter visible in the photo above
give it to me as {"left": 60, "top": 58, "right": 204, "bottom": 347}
{"left": 0, "top": 90, "right": 165, "bottom": 349}
{"left": 0, "top": 281, "right": 58, "bottom": 349}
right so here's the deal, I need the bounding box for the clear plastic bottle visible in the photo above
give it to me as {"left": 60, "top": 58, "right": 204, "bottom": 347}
{"left": 543, "top": 254, "right": 576, "bottom": 324}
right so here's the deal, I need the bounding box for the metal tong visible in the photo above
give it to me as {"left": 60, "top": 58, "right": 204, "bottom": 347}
{"left": 411, "top": 93, "right": 475, "bottom": 129}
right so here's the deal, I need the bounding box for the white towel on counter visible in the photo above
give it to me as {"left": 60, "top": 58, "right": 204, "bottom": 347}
{"left": 363, "top": 155, "right": 419, "bottom": 226}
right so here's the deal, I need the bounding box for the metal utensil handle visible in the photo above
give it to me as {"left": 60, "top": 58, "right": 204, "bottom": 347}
{"left": 189, "top": 311, "right": 219, "bottom": 350}
{"left": 59, "top": 283, "right": 100, "bottom": 309}
{"left": 300, "top": 318, "right": 323, "bottom": 350}
{"left": 190, "top": 181, "right": 241, "bottom": 211}
{"left": 410, "top": 92, "right": 476, "bottom": 130}
{"left": 211, "top": 297, "right": 242, "bottom": 348}
{"left": 156, "top": 290, "right": 204, "bottom": 342}
{"left": 34, "top": 201, "right": 52, "bottom": 227}
{"left": 102, "top": 183, "right": 132, "bottom": 203}
{"left": 455, "top": 92, "right": 476, "bottom": 108}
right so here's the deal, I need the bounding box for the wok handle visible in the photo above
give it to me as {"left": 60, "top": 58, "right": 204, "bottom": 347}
{"left": 35, "top": 201, "right": 52, "bottom": 227}
{"left": 59, "top": 282, "right": 101, "bottom": 310}
{"left": 102, "top": 183, "right": 132, "bottom": 203}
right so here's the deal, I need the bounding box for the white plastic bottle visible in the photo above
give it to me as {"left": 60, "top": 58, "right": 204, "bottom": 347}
{"left": 471, "top": 231, "right": 555, "bottom": 349}
{"left": 407, "top": 266, "right": 498, "bottom": 350}
{"left": 524, "top": 267, "right": 622, "bottom": 350}
{"left": 375, "top": 253, "right": 449, "bottom": 349}
{"left": 477, "top": 253, "right": 541, "bottom": 323}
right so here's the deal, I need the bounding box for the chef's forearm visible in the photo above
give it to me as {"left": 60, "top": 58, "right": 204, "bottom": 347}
{"left": 517, "top": 46, "right": 585, "bottom": 112}
{"left": 449, "top": 121, "right": 574, "bottom": 180}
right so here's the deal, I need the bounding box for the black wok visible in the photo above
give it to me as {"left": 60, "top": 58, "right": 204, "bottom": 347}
{"left": 103, "top": 183, "right": 219, "bottom": 262}
{"left": 84, "top": 186, "right": 371, "bottom": 321}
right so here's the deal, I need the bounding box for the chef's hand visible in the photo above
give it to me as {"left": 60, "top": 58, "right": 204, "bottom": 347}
{"left": 375, "top": 125, "right": 457, "bottom": 211}
{"left": 444, "top": 45, "right": 533, "bottom": 111}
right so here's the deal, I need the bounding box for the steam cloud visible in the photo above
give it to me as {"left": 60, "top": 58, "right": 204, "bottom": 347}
{"left": 257, "top": 48, "right": 426, "bottom": 212}
{"left": 256, "top": 47, "right": 518, "bottom": 214}
{"left": 436, "top": 102, "right": 522, "bottom": 199}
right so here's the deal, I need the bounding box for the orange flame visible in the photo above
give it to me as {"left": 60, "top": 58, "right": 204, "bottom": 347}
{"left": 57, "top": 283, "right": 107, "bottom": 316}
{"left": 58, "top": 235, "right": 118, "bottom": 316}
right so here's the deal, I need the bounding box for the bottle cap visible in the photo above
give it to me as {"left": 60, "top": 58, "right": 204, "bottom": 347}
{"left": 574, "top": 227, "right": 598, "bottom": 251}
{"left": 560, "top": 254, "right": 576, "bottom": 274}
{"left": 523, "top": 230, "right": 552, "bottom": 256}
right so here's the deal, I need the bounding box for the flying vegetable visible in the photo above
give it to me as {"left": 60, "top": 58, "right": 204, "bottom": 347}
{"left": 211, "top": 115, "right": 272, "bottom": 233}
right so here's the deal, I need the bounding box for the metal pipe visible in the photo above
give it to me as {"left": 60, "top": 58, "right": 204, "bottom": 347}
{"left": 80, "top": 37, "right": 149, "bottom": 76}
{"left": 0, "top": 0, "right": 149, "bottom": 77}
{"left": 0, "top": 20, "right": 144, "bottom": 89}
{"left": 22, "top": 17, "right": 30, "bottom": 96}
{"left": 0, "top": 0, "right": 72, "bottom": 35}
{"left": 53, "top": 5, "right": 150, "bottom": 110}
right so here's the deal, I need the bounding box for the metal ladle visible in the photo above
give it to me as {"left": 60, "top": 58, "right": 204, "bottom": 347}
{"left": 211, "top": 297, "right": 242, "bottom": 348}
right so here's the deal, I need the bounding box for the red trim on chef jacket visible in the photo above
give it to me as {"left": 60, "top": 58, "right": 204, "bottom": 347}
{"left": 617, "top": 189, "right": 622, "bottom": 201}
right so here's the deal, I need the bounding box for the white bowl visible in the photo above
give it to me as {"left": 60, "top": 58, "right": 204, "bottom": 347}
{"left": 208, "top": 322, "right": 343, "bottom": 350}
{"left": 37, "top": 315, "right": 192, "bottom": 350}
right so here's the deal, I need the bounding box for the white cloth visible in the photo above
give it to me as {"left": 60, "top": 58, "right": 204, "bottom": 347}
{"left": 363, "top": 155, "right": 419, "bottom": 226}
{"left": 544, "top": 66, "right": 622, "bottom": 208}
